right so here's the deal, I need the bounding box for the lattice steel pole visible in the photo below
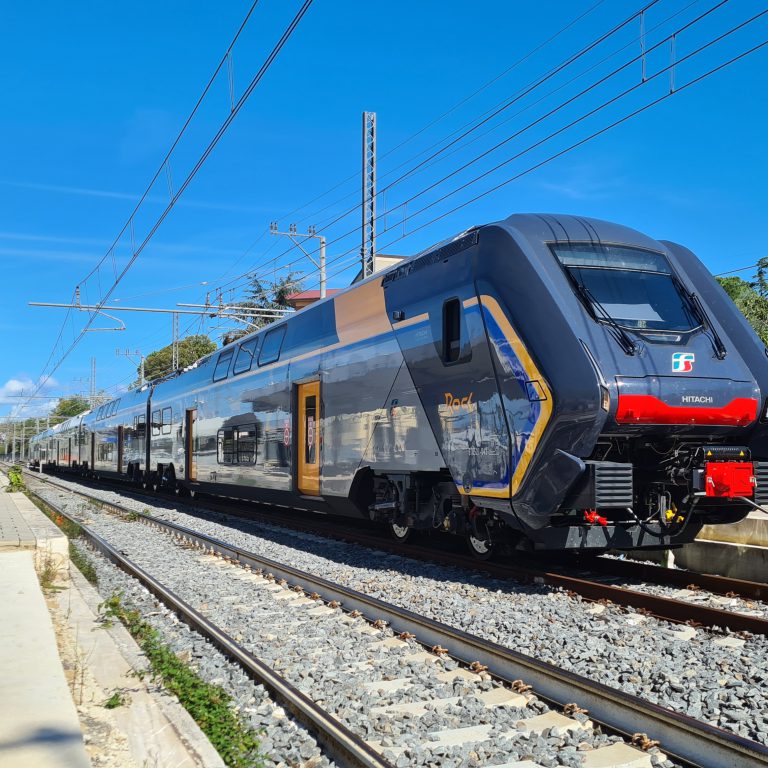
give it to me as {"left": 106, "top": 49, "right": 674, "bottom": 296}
{"left": 172, "top": 312, "right": 180, "bottom": 371}
{"left": 361, "top": 111, "right": 376, "bottom": 278}
{"left": 90, "top": 357, "right": 96, "bottom": 407}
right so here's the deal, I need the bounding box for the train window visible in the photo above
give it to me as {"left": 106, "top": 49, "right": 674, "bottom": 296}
{"left": 304, "top": 395, "right": 317, "bottom": 466}
{"left": 137, "top": 414, "right": 146, "bottom": 436}
{"left": 213, "top": 349, "right": 234, "bottom": 382}
{"left": 97, "top": 406, "right": 105, "bottom": 419}
{"left": 162, "top": 407, "right": 172, "bottom": 435}
{"left": 217, "top": 429, "right": 235, "bottom": 464}
{"left": 233, "top": 337, "right": 260, "bottom": 376}
{"left": 258, "top": 326, "right": 286, "bottom": 366}
{"left": 442, "top": 298, "right": 462, "bottom": 363}
{"left": 216, "top": 425, "right": 257, "bottom": 464}
{"left": 551, "top": 243, "right": 699, "bottom": 332}
{"left": 151, "top": 410, "right": 161, "bottom": 436}
{"left": 236, "top": 427, "right": 257, "bottom": 464}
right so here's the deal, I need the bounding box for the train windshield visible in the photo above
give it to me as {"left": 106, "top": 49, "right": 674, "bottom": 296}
{"left": 551, "top": 243, "right": 699, "bottom": 332}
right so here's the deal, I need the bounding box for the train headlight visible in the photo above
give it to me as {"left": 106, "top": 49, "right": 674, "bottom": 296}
{"left": 600, "top": 386, "right": 610, "bottom": 412}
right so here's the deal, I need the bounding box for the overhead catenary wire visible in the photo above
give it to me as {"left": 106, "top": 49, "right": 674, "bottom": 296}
{"left": 209, "top": 0, "right": 636, "bottom": 296}
{"left": 253, "top": 21, "right": 768, "bottom": 307}
{"left": 215, "top": 0, "right": 669, "bottom": 297}
{"left": 215, "top": 1, "right": 763, "bottom": 314}
{"left": 18, "top": 1, "right": 764, "bottom": 418}
{"left": 215, "top": 0, "right": 723, "bottom": 303}
{"left": 19, "top": 0, "right": 314, "bottom": 414}
{"left": 715, "top": 258, "right": 768, "bottom": 277}
{"left": 219, "top": 0, "right": 613, "bottom": 254}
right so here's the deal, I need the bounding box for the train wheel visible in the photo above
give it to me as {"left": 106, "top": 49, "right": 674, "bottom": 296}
{"left": 389, "top": 521, "right": 411, "bottom": 542}
{"left": 466, "top": 516, "right": 493, "bottom": 560}
{"left": 467, "top": 531, "right": 492, "bottom": 559}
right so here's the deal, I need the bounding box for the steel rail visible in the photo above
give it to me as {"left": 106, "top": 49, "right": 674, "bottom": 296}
{"left": 25, "top": 488, "right": 392, "bottom": 768}
{"left": 23, "top": 476, "right": 768, "bottom": 768}
{"left": 20, "top": 466, "right": 768, "bottom": 636}
{"left": 566, "top": 555, "right": 768, "bottom": 602}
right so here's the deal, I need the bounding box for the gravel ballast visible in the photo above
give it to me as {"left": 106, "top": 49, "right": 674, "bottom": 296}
{"left": 70, "top": 536, "right": 338, "bottom": 768}
{"left": 62, "top": 509, "right": 667, "bottom": 767}
{"left": 35, "top": 475, "right": 768, "bottom": 750}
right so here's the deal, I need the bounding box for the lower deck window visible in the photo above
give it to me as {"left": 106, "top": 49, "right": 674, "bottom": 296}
{"left": 217, "top": 426, "right": 257, "bottom": 465}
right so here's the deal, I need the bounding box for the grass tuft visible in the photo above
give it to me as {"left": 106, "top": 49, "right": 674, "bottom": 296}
{"left": 103, "top": 690, "right": 129, "bottom": 709}
{"left": 6, "top": 465, "right": 25, "bottom": 492}
{"left": 100, "top": 592, "right": 265, "bottom": 768}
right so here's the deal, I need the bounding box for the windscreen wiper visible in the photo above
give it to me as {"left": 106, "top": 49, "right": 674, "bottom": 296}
{"left": 672, "top": 276, "right": 727, "bottom": 360}
{"left": 572, "top": 280, "right": 637, "bottom": 355}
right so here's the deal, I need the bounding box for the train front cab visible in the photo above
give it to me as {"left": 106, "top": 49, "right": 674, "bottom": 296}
{"left": 476, "top": 215, "right": 768, "bottom": 551}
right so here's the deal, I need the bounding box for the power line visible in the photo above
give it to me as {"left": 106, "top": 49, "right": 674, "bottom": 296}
{"left": 215, "top": 0, "right": 707, "bottom": 302}
{"left": 22, "top": 0, "right": 314, "bottom": 413}
{"left": 215, "top": 0, "right": 613, "bottom": 261}
{"left": 224, "top": 0, "right": 760, "bottom": 310}
{"left": 715, "top": 258, "right": 768, "bottom": 277}
{"left": 209, "top": 2, "right": 656, "bottom": 297}
{"left": 278, "top": 18, "right": 768, "bottom": 295}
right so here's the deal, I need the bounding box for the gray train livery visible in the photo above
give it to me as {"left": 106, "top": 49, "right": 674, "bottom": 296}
{"left": 30, "top": 214, "right": 768, "bottom": 556}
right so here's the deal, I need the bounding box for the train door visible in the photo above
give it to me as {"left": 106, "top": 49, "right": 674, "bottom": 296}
{"left": 68, "top": 438, "right": 72, "bottom": 467}
{"left": 297, "top": 381, "right": 320, "bottom": 496}
{"left": 185, "top": 409, "right": 197, "bottom": 481}
{"left": 117, "top": 426, "right": 124, "bottom": 474}
{"left": 90, "top": 433, "right": 95, "bottom": 471}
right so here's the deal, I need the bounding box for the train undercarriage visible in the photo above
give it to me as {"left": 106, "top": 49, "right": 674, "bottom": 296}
{"left": 365, "top": 434, "right": 763, "bottom": 556}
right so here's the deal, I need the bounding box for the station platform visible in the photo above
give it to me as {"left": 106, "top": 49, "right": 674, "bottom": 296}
{"left": 699, "top": 508, "right": 768, "bottom": 547}
{"left": 660, "top": 509, "right": 768, "bottom": 581}
{"left": 0, "top": 480, "right": 90, "bottom": 768}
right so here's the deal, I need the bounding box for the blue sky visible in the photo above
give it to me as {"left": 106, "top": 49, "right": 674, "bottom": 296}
{"left": 1, "top": 0, "right": 766, "bottom": 418}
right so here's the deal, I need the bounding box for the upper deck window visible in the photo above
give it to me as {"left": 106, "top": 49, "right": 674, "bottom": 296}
{"left": 258, "top": 326, "right": 286, "bottom": 366}
{"left": 233, "top": 337, "right": 260, "bottom": 375}
{"left": 162, "top": 407, "right": 172, "bottom": 435}
{"left": 213, "top": 349, "right": 234, "bottom": 382}
{"left": 551, "top": 243, "right": 699, "bottom": 332}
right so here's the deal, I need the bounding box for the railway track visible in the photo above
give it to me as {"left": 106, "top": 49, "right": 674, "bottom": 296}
{"left": 19, "top": 468, "right": 768, "bottom": 767}
{"left": 23, "top": 466, "right": 768, "bottom": 636}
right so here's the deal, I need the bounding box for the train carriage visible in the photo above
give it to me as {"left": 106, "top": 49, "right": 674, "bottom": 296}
{"left": 83, "top": 390, "right": 150, "bottom": 481}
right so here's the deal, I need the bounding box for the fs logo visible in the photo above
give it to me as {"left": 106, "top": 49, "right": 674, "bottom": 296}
{"left": 672, "top": 352, "right": 695, "bottom": 373}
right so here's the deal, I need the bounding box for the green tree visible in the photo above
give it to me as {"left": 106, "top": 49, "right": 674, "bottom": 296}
{"left": 223, "top": 272, "right": 303, "bottom": 344}
{"left": 142, "top": 335, "right": 217, "bottom": 382}
{"left": 717, "top": 270, "right": 768, "bottom": 345}
{"left": 51, "top": 396, "right": 90, "bottom": 420}
{"left": 755, "top": 257, "right": 768, "bottom": 298}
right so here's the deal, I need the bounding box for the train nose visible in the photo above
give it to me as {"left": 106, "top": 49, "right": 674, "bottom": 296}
{"left": 614, "top": 376, "right": 758, "bottom": 426}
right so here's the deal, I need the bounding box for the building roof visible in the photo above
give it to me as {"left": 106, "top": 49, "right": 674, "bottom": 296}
{"left": 286, "top": 288, "right": 342, "bottom": 310}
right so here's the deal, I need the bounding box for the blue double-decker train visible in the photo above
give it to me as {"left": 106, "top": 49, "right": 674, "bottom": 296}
{"left": 31, "top": 214, "right": 768, "bottom": 556}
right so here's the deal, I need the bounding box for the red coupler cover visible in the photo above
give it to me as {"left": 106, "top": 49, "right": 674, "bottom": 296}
{"left": 705, "top": 462, "right": 754, "bottom": 498}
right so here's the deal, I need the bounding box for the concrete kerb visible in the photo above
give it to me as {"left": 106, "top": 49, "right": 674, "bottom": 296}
{"left": 61, "top": 555, "right": 226, "bottom": 768}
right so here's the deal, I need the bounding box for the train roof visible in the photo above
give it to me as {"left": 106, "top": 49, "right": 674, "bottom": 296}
{"left": 499, "top": 213, "right": 666, "bottom": 254}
